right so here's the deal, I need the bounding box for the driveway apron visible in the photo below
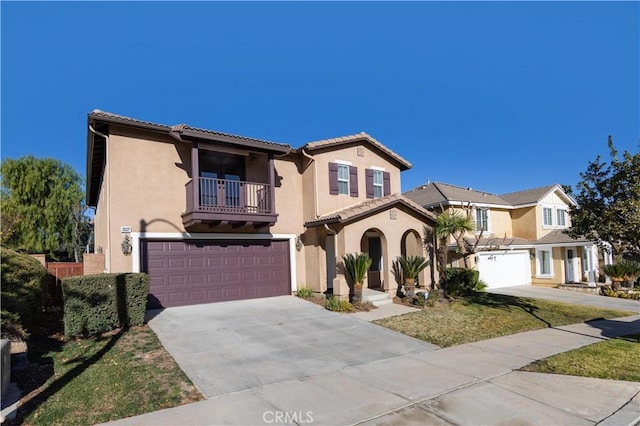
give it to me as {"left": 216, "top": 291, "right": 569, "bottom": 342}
{"left": 145, "top": 296, "right": 438, "bottom": 398}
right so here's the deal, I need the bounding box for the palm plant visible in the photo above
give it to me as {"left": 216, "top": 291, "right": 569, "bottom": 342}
{"left": 606, "top": 260, "right": 640, "bottom": 289}
{"left": 433, "top": 210, "right": 476, "bottom": 288}
{"left": 602, "top": 263, "right": 627, "bottom": 290}
{"left": 342, "top": 253, "right": 372, "bottom": 303}
{"left": 398, "top": 255, "right": 430, "bottom": 298}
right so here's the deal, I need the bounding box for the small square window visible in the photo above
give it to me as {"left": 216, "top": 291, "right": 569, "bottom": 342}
{"left": 337, "top": 164, "right": 349, "bottom": 195}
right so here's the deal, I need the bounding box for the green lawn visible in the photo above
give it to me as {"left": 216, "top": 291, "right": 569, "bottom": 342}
{"left": 374, "top": 292, "right": 635, "bottom": 347}
{"left": 14, "top": 326, "right": 202, "bottom": 426}
{"left": 521, "top": 334, "right": 640, "bottom": 382}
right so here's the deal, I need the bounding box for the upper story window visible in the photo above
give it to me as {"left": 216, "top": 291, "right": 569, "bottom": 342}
{"left": 543, "top": 207, "right": 553, "bottom": 226}
{"left": 329, "top": 162, "right": 358, "bottom": 197}
{"left": 475, "top": 208, "right": 489, "bottom": 232}
{"left": 372, "top": 170, "right": 383, "bottom": 198}
{"left": 337, "top": 164, "right": 350, "bottom": 195}
{"left": 542, "top": 205, "right": 568, "bottom": 228}
{"left": 556, "top": 209, "right": 566, "bottom": 227}
{"left": 366, "top": 168, "right": 390, "bottom": 199}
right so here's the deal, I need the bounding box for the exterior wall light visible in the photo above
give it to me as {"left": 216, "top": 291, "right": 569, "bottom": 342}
{"left": 296, "top": 236, "right": 303, "bottom": 251}
{"left": 121, "top": 235, "right": 133, "bottom": 256}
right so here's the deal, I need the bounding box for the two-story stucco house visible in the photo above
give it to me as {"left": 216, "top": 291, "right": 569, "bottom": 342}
{"left": 86, "top": 110, "right": 437, "bottom": 308}
{"left": 404, "top": 182, "right": 606, "bottom": 289}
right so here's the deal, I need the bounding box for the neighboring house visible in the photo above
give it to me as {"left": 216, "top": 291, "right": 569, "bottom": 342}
{"left": 86, "top": 110, "right": 437, "bottom": 308}
{"left": 404, "top": 182, "right": 608, "bottom": 289}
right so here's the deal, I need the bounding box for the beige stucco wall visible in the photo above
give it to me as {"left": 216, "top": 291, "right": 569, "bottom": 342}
{"left": 92, "top": 126, "right": 425, "bottom": 296}
{"left": 511, "top": 206, "right": 537, "bottom": 240}
{"left": 310, "top": 143, "right": 402, "bottom": 218}
{"left": 440, "top": 206, "right": 512, "bottom": 243}
{"left": 335, "top": 206, "right": 435, "bottom": 293}
{"left": 535, "top": 190, "right": 572, "bottom": 239}
{"left": 485, "top": 208, "right": 512, "bottom": 238}
{"left": 96, "top": 126, "right": 305, "bottom": 273}
{"left": 531, "top": 246, "right": 566, "bottom": 286}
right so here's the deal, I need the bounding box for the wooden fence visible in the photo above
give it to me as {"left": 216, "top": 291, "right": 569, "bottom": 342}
{"left": 46, "top": 262, "right": 83, "bottom": 307}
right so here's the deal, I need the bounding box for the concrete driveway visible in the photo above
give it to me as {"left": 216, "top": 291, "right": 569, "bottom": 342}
{"left": 489, "top": 285, "right": 640, "bottom": 312}
{"left": 144, "top": 296, "right": 438, "bottom": 398}
{"left": 106, "top": 295, "right": 640, "bottom": 426}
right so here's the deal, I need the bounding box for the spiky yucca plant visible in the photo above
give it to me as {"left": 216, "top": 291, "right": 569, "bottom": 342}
{"left": 342, "top": 253, "right": 372, "bottom": 303}
{"left": 398, "top": 255, "right": 430, "bottom": 297}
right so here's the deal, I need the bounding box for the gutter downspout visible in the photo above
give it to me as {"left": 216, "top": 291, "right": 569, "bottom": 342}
{"left": 301, "top": 149, "right": 318, "bottom": 218}
{"left": 89, "top": 125, "right": 111, "bottom": 273}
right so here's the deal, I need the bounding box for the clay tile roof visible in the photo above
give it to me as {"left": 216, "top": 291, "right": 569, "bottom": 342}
{"left": 404, "top": 182, "right": 511, "bottom": 207}
{"left": 301, "top": 132, "right": 412, "bottom": 170}
{"left": 89, "top": 109, "right": 291, "bottom": 150}
{"left": 500, "top": 184, "right": 561, "bottom": 206}
{"left": 305, "top": 193, "right": 437, "bottom": 227}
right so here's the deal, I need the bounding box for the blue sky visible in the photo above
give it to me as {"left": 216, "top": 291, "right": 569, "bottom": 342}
{"left": 2, "top": 1, "right": 638, "bottom": 196}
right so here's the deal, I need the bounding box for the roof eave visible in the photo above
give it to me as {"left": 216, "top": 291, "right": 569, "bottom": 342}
{"left": 181, "top": 128, "right": 290, "bottom": 154}
{"left": 302, "top": 139, "right": 412, "bottom": 171}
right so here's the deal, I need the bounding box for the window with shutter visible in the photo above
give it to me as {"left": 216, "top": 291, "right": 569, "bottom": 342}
{"left": 383, "top": 171, "right": 391, "bottom": 196}
{"left": 349, "top": 166, "right": 358, "bottom": 197}
{"left": 366, "top": 169, "right": 374, "bottom": 198}
{"left": 328, "top": 163, "right": 339, "bottom": 195}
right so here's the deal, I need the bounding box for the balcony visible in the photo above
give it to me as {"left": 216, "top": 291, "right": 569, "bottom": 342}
{"left": 182, "top": 177, "right": 278, "bottom": 228}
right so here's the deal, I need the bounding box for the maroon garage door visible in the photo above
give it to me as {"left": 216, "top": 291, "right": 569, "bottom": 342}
{"left": 143, "top": 240, "right": 290, "bottom": 308}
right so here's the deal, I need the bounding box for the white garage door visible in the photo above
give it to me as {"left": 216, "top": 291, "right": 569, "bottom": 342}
{"left": 477, "top": 250, "right": 531, "bottom": 289}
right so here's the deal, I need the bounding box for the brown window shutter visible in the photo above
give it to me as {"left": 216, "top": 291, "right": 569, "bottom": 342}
{"left": 349, "top": 166, "right": 358, "bottom": 197}
{"left": 329, "top": 163, "right": 339, "bottom": 195}
{"left": 365, "top": 169, "right": 374, "bottom": 199}
{"left": 383, "top": 171, "right": 391, "bottom": 196}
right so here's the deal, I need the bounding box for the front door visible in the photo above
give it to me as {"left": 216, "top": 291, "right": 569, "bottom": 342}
{"left": 565, "top": 248, "right": 578, "bottom": 283}
{"left": 368, "top": 237, "right": 382, "bottom": 289}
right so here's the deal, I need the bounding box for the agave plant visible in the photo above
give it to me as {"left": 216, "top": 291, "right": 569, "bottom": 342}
{"left": 398, "top": 255, "right": 430, "bottom": 298}
{"left": 342, "top": 253, "right": 372, "bottom": 303}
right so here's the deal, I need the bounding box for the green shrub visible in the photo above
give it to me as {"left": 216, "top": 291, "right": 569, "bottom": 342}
{"left": 411, "top": 292, "right": 427, "bottom": 307}
{"left": 325, "top": 297, "right": 353, "bottom": 312}
{"left": 425, "top": 288, "right": 441, "bottom": 307}
{"left": 62, "top": 273, "right": 150, "bottom": 337}
{"left": 444, "top": 267, "right": 481, "bottom": 296}
{"left": 474, "top": 279, "right": 488, "bottom": 292}
{"left": 1, "top": 248, "right": 48, "bottom": 340}
{"left": 296, "top": 287, "right": 314, "bottom": 298}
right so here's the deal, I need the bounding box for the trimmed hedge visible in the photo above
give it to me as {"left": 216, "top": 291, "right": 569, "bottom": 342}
{"left": 444, "top": 267, "right": 483, "bottom": 296}
{"left": 1, "top": 248, "right": 48, "bottom": 340}
{"left": 62, "top": 273, "right": 150, "bottom": 337}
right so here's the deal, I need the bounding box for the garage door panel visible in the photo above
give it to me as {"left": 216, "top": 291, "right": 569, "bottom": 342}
{"left": 478, "top": 250, "right": 531, "bottom": 289}
{"left": 144, "top": 240, "right": 290, "bottom": 308}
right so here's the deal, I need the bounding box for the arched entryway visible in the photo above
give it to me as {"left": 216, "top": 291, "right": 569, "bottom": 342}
{"left": 401, "top": 229, "right": 422, "bottom": 257}
{"left": 360, "top": 228, "right": 387, "bottom": 289}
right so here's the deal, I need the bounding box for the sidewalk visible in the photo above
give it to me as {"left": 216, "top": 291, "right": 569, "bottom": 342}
{"left": 104, "top": 314, "right": 640, "bottom": 426}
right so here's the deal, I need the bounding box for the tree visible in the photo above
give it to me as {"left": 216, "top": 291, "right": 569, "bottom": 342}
{"left": 568, "top": 136, "right": 640, "bottom": 259}
{"left": 433, "top": 209, "right": 478, "bottom": 272}
{"left": 1, "top": 156, "right": 87, "bottom": 260}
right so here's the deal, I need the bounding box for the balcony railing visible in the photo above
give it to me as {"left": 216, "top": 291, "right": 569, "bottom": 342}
{"left": 183, "top": 177, "right": 276, "bottom": 227}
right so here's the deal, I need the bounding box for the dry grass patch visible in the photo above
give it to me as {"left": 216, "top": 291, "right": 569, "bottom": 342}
{"left": 10, "top": 325, "right": 202, "bottom": 426}
{"left": 374, "top": 292, "right": 634, "bottom": 347}
{"left": 521, "top": 334, "right": 640, "bottom": 382}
